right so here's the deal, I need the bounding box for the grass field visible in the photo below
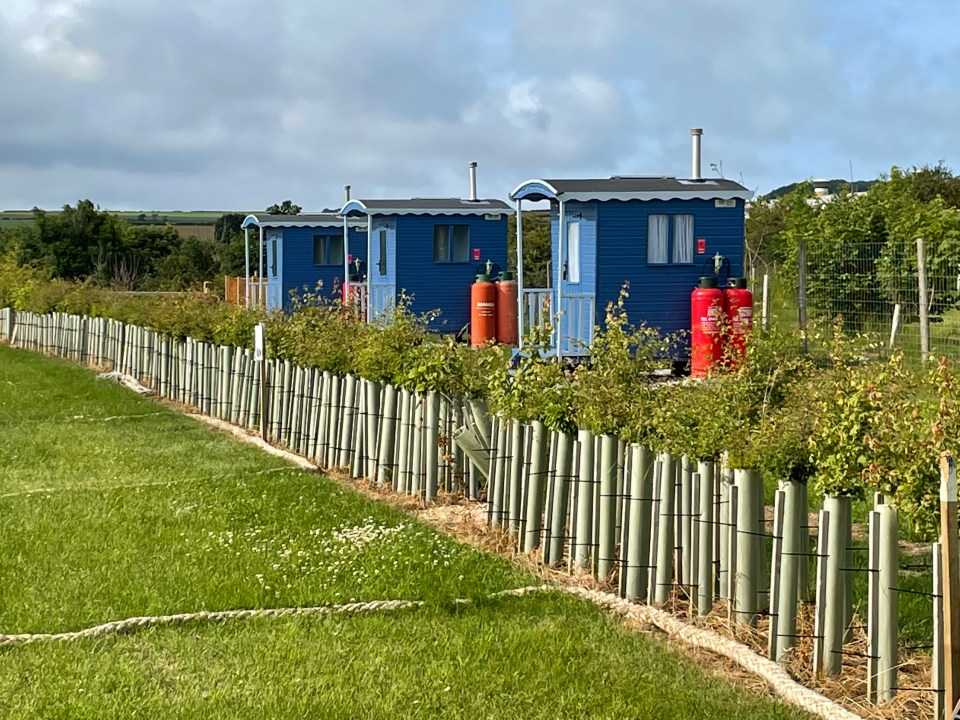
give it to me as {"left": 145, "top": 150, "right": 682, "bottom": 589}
{"left": 0, "top": 345, "right": 814, "bottom": 719}
{"left": 0, "top": 209, "right": 233, "bottom": 226}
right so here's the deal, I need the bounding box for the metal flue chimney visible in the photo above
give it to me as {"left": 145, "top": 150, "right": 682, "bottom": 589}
{"left": 468, "top": 161, "right": 478, "bottom": 201}
{"left": 344, "top": 184, "right": 351, "bottom": 203}
{"left": 690, "top": 128, "right": 703, "bottom": 180}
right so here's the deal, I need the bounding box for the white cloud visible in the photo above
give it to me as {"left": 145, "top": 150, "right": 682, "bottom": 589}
{"left": 0, "top": 0, "right": 958, "bottom": 210}
{"left": 10, "top": 0, "right": 102, "bottom": 80}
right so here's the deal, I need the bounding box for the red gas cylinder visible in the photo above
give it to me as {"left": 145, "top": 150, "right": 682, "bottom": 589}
{"left": 723, "top": 278, "right": 753, "bottom": 367}
{"left": 495, "top": 271, "right": 518, "bottom": 346}
{"left": 471, "top": 273, "right": 497, "bottom": 347}
{"left": 691, "top": 276, "right": 725, "bottom": 378}
{"left": 341, "top": 282, "right": 366, "bottom": 318}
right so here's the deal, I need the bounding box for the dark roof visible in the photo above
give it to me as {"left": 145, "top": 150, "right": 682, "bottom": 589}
{"left": 510, "top": 176, "right": 753, "bottom": 202}
{"left": 242, "top": 213, "right": 363, "bottom": 229}
{"left": 248, "top": 213, "right": 341, "bottom": 223}
{"left": 545, "top": 177, "right": 748, "bottom": 194}
{"left": 344, "top": 198, "right": 512, "bottom": 214}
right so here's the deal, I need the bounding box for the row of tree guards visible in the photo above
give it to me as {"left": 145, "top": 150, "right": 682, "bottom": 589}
{"left": 2, "top": 306, "right": 959, "bottom": 719}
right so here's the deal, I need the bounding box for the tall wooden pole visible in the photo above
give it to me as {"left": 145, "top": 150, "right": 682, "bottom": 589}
{"left": 940, "top": 453, "right": 960, "bottom": 714}
{"left": 255, "top": 323, "right": 267, "bottom": 439}
{"left": 918, "top": 237, "right": 931, "bottom": 361}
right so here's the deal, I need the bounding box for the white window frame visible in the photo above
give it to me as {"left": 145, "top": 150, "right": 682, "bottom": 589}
{"left": 647, "top": 214, "right": 696, "bottom": 266}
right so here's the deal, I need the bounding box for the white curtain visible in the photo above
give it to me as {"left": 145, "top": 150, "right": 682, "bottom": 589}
{"left": 673, "top": 214, "right": 694, "bottom": 264}
{"left": 566, "top": 220, "right": 580, "bottom": 283}
{"left": 647, "top": 215, "right": 669, "bottom": 264}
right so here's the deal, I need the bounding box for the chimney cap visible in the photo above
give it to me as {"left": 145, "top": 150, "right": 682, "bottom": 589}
{"left": 690, "top": 128, "right": 703, "bottom": 136}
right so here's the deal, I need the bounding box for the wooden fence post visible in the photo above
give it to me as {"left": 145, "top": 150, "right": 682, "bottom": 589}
{"left": 918, "top": 237, "right": 931, "bottom": 362}
{"left": 254, "top": 323, "right": 267, "bottom": 439}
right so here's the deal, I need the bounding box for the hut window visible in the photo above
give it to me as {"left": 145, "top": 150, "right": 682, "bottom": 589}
{"left": 433, "top": 224, "right": 470, "bottom": 263}
{"left": 647, "top": 214, "right": 695, "bottom": 265}
{"left": 313, "top": 235, "right": 344, "bottom": 266}
{"left": 672, "top": 215, "right": 694, "bottom": 264}
{"left": 647, "top": 215, "right": 670, "bottom": 264}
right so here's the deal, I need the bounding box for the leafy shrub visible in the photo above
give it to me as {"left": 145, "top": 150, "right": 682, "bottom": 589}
{"left": 574, "top": 287, "right": 669, "bottom": 440}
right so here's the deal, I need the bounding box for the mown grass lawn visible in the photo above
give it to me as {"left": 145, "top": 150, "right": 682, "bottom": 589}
{"left": 0, "top": 345, "right": 812, "bottom": 719}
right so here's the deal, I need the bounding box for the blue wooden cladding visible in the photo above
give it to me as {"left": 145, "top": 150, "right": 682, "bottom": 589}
{"left": 340, "top": 198, "right": 512, "bottom": 333}
{"left": 280, "top": 225, "right": 368, "bottom": 307}
{"left": 242, "top": 214, "right": 367, "bottom": 311}
{"left": 595, "top": 198, "right": 747, "bottom": 340}
{"left": 511, "top": 176, "right": 753, "bottom": 356}
{"left": 394, "top": 212, "right": 509, "bottom": 332}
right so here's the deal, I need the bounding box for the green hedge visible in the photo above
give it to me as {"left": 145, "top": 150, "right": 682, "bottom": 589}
{"left": 2, "top": 251, "right": 955, "bottom": 537}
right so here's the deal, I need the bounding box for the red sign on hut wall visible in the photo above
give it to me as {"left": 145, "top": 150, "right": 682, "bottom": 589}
{"left": 473, "top": 248, "right": 481, "bottom": 261}
{"left": 696, "top": 238, "right": 706, "bottom": 254}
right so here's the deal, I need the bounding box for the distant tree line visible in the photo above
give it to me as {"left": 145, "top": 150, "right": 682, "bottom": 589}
{"left": 0, "top": 200, "right": 302, "bottom": 292}
{"left": 746, "top": 163, "right": 960, "bottom": 329}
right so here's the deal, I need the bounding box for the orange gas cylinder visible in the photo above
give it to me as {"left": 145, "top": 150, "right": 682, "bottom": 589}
{"left": 690, "top": 276, "right": 724, "bottom": 378}
{"left": 723, "top": 277, "right": 753, "bottom": 367}
{"left": 495, "top": 271, "right": 518, "bottom": 346}
{"left": 471, "top": 273, "right": 497, "bottom": 347}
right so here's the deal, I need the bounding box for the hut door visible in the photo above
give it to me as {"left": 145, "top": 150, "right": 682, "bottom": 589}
{"left": 560, "top": 217, "right": 593, "bottom": 353}
{"left": 368, "top": 221, "right": 396, "bottom": 321}
{"left": 265, "top": 230, "right": 283, "bottom": 310}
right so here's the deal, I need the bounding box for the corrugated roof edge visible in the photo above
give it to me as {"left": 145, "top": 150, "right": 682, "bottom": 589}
{"left": 339, "top": 198, "right": 514, "bottom": 216}
{"left": 510, "top": 177, "right": 753, "bottom": 202}
{"left": 241, "top": 213, "right": 367, "bottom": 229}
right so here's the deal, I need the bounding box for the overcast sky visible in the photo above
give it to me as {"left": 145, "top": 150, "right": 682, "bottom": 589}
{"left": 1, "top": 0, "right": 958, "bottom": 211}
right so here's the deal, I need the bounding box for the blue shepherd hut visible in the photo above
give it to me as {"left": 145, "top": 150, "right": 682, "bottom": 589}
{"left": 241, "top": 212, "right": 368, "bottom": 311}
{"left": 509, "top": 129, "right": 753, "bottom": 357}
{"left": 339, "top": 164, "right": 511, "bottom": 333}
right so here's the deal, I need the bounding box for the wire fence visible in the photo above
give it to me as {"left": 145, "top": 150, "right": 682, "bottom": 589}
{"left": 754, "top": 236, "right": 960, "bottom": 363}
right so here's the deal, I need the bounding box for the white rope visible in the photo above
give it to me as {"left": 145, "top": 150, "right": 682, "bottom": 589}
{"left": 95, "top": 371, "right": 151, "bottom": 395}
{"left": 0, "top": 411, "right": 165, "bottom": 427}
{"left": 0, "top": 600, "right": 425, "bottom": 647}
{"left": 0, "top": 587, "right": 556, "bottom": 648}
{"left": 0, "top": 467, "right": 301, "bottom": 501}
{"left": 186, "top": 413, "right": 319, "bottom": 472}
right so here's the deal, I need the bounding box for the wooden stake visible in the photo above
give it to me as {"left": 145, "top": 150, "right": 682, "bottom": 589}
{"left": 934, "top": 541, "right": 946, "bottom": 720}
{"left": 918, "top": 237, "right": 931, "bottom": 361}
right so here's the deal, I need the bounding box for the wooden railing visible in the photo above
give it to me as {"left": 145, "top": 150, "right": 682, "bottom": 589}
{"left": 224, "top": 276, "right": 267, "bottom": 307}
{"left": 522, "top": 289, "right": 595, "bottom": 354}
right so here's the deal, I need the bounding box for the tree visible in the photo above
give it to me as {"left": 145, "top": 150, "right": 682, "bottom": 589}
{"left": 219, "top": 233, "right": 248, "bottom": 277}
{"left": 744, "top": 197, "right": 789, "bottom": 279}
{"left": 507, "top": 211, "right": 551, "bottom": 288}
{"left": 266, "top": 200, "right": 301, "bottom": 215}
{"left": 155, "top": 236, "right": 219, "bottom": 290}
{"left": 903, "top": 162, "right": 960, "bottom": 208}
{"left": 214, "top": 213, "right": 246, "bottom": 244}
